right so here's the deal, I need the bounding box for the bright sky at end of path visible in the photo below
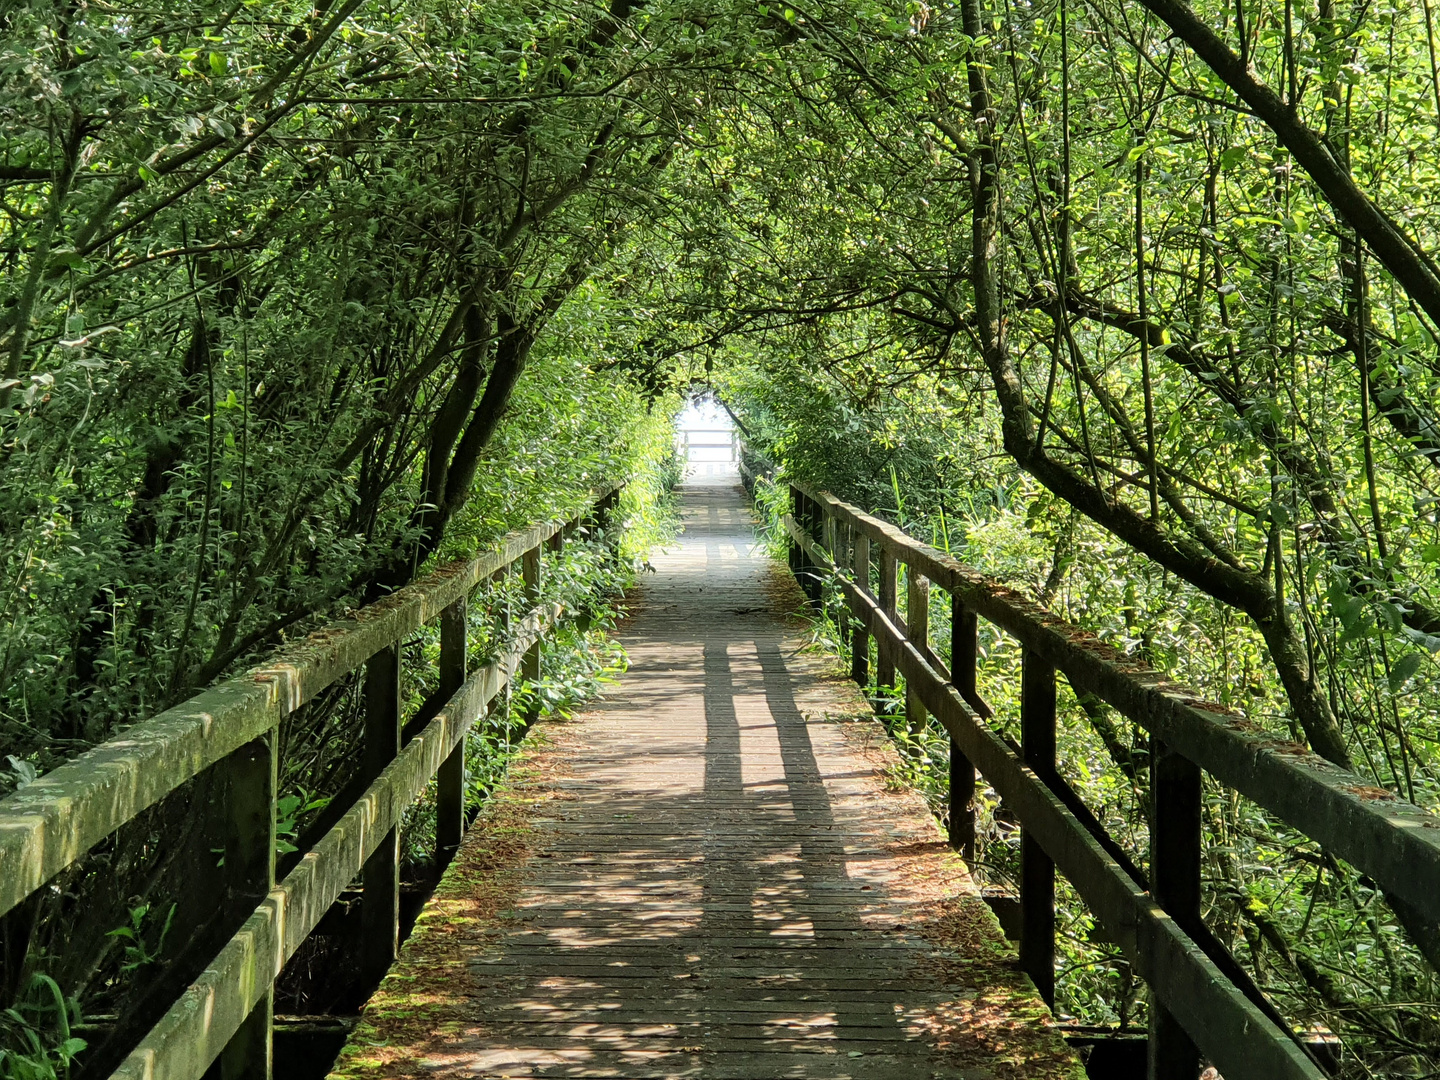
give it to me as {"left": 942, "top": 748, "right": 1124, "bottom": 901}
{"left": 676, "top": 394, "right": 738, "bottom": 479}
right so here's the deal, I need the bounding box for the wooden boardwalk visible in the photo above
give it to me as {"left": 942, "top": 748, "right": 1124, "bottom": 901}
{"left": 330, "top": 478, "right": 1081, "bottom": 1080}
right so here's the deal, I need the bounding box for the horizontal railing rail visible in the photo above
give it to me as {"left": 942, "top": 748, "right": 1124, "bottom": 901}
{"left": 0, "top": 485, "right": 622, "bottom": 1080}
{"left": 112, "top": 610, "right": 549, "bottom": 1080}
{"left": 679, "top": 428, "right": 739, "bottom": 462}
{"left": 783, "top": 481, "right": 1440, "bottom": 1080}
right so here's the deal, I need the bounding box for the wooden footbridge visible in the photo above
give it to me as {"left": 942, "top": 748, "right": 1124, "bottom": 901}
{"left": 2, "top": 473, "right": 1438, "bottom": 1080}
{"left": 326, "top": 477, "right": 1074, "bottom": 1080}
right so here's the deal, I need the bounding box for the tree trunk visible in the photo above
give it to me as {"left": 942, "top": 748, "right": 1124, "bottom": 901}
{"left": 959, "top": 0, "right": 1352, "bottom": 769}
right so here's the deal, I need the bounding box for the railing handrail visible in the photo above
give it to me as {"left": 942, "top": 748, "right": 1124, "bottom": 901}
{"left": 790, "top": 480, "right": 1440, "bottom": 922}
{"left": 0, "top": 484, "right": 622, "bottom": 1080}
{"left": 112, "top": 603, "right": 553, "bottom": 1080}
{"left": 784, "top": 480, "right": 1440, "bottom": 1080}
{"left": 0, "top": 484, "right": 618, "bottom": 921}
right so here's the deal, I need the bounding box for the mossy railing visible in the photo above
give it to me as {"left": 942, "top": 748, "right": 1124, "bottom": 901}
{"left": 0, "top": 486, "right": 621, "bottom": 1080}
{"left": 786, "top": 481, "right": 1440, "bottom": 1080}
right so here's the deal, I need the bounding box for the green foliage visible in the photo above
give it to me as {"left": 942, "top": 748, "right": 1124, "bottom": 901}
{"left": 4, "top": 0, "right": 1440, "bottom": 1069}
{"left": 0, "top": 0, "right": 735, "bottom": 774}
{"left": 104, "top": 903, "right": 176, "bottom": 974}
{"left": 0, "top": 976, "right": 84, "bottom": 1080}
{"left": 275, "top": 792, "right": 331, "bottom": 857}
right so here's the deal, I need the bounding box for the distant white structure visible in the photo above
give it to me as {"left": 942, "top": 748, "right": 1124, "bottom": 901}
{"left": 675, "top": 394, "right": 738, "bottom": 480}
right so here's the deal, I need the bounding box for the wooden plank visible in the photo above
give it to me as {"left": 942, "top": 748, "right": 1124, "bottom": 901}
{"left": 361, "top": 645, "right": 402, "bottom": 983}
{"left": 329, "top": 479, "right": 1080, "bottom": 1080}
{"left": 877, "top": 549, "right": 897, "bottom": 689}
{"left": 522, "top": 546, "right": 542, "bottom": 726}
{"left": 905, "top": 571, "right": 929, "bottom": 731}
{"left": 1020, "top": 649, "right": 1056, "bottom": 1008}
{"left": 1149, "top": 741, "right": 1203, "bottom": 1079}
{"left": 850, "top": 531, "right": 870, "bottom": 685}
{"left": 220, "top": 735, "right": 276, "bottom": 1080}
{"left": 948, "top": 597, "right": 976, "bottom": 861}
{"left": 436, "top": 598, "right": 467, "bottom": 865}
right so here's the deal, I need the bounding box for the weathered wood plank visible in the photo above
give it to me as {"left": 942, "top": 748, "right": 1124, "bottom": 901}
{"left": 329, "top": 479, "right": 1081, "bottom": 1080}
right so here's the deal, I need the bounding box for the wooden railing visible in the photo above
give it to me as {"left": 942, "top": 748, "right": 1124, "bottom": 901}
{"left": 784, "top": 481, "right": 1440, "bottom": 1080}
{"left": 0, "top": 486, "right": 622, "bottom": 1080}
{"left": 679, "top": 427, "right": 739, "bottom": 462}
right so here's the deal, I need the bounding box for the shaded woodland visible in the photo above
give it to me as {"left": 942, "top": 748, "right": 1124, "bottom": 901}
{"left": 3, "top": 0, "right": 1440, "bottom": 1075}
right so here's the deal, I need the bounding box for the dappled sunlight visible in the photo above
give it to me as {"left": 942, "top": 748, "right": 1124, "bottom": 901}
{"left": 329, "top": 479, "right": 1079, "bottom": 1080}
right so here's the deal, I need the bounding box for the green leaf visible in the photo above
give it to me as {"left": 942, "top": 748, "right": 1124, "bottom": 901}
{"left": 1388, "top": 651, "right": 1424, "bottom": 693}
{"left": 1328, "top": 590, "right": 1364, "bottom": 632}
{"left": 1218, "top": 146, "right": 1247, "bottom": 171}
{"left": 1401, "top": 625, "right": 1440, "bottom": 652}
{"left": 1378, "top": 602, "right": 1403, "bottom": 633}
{"left": 209, "top": 51, "right": 227, "bottom": 76}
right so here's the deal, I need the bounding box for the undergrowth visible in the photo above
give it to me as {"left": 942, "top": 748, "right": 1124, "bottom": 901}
{"left": 395, "top": 425, "right": 683, "bottom": 875}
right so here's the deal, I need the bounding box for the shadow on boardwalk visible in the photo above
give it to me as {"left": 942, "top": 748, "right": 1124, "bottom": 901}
{"left": 329, "top": 478, "right": 1081, "bottom": 1080}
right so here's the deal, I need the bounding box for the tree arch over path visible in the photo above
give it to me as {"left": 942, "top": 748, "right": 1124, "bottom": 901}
{"left": 4, "top": 0, "right": 1440, "bottom": 1070}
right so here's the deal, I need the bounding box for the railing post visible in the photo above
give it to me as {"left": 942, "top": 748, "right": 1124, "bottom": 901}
{"left": 494, "top": 565, "right": 513, "bottom": 740}
{"left": 436, "top": 597, "right": 467, "bottom": 868}
{"left": 1149, "top": 741, "right": 1203, "bottom": 1079}
{"left": 802, "top": 496, "right": 822, "bottom": 606}
{"left": 221, "top": 733, "right": 276, "bottom": 1080}
{"left": 949, "top": 597, "right": 978, "bottom": 863}
{"left": 1020, "top": 647, "right": 1056, "bottom": 1007}
{"left": 789, "top": 484, "right": 804, "bottom": 583}
{"left": 906, "top": 570, "right": 929, "bottom": 732}
{"left": 362, "top": 643, "right": 402, "bottom": 985}
{"left": 820, "top": 508, "right": 834, "bottom": 619}
{"left": 851, "top": 529, "right": 871, "bottom": 686}
{"left": 877, "top": 548, "right": 898, "bottom": 691}
{"left": 522, "top": 544, "right": 542, "bottom": 726}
